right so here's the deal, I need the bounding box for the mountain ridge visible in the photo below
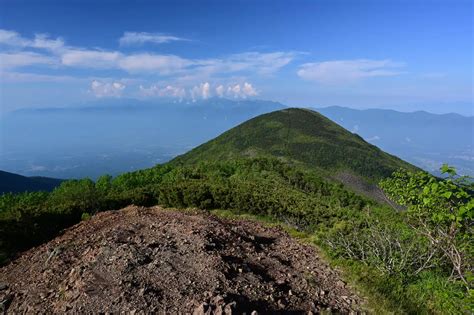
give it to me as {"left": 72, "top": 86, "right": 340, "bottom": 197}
{"left": 317, "top": 105, "right": 473, "bottom": 118}
{"left": 315, "top": 105, "right": 474, "bottom": 176}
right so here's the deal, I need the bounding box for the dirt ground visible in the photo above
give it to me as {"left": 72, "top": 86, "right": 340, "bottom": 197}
{"left": 0, "top": 206, "right": 363, "bottom": 314}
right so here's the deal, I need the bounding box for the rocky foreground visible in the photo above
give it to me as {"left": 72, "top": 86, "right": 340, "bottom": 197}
{"left": 0, "top": 206, "right": 362, "bottom": 313}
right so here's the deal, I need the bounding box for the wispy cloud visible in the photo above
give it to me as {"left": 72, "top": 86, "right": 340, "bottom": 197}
{"left": 192, "top": 52, "right": 298, "bottom": 79}
{"left": 61, "top": 50, "right": 121, "bottom": 68}
{"left": 0, "top": 29, "right": 297, "bottom": 84}
{"left": 0, "top": 29, "right": 29, "bottom": 46}
{"left": 0, "top": 29, "right": 64, "bottom": 52}
{"left": 119, "top": 32, "right": 189, "bottom": 46}
{"left": 297, "top": 59, "right": 404, "bottom": 84}
{"left": 0, "top": 52, "right": 55, "bottom": 69}
{"left": 31, "top": 34, "right": 65, "bottom": 51}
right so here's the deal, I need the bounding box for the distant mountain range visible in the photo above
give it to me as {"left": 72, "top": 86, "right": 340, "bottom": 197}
{"left": 0, "top": 98, "right": 471, "bottom": 180}
{"left": 315, "top": 106, "right": 473, "bottom": 176}
{"left": 0, "top": 170, "right": 63, "bottom": 194}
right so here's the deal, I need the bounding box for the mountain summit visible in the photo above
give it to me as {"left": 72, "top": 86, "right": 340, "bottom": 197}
{"left": 172, "top": 108, "right": 415, "bottom": 182}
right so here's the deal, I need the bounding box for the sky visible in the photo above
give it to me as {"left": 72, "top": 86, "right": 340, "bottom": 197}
{"left": 0, "top": 0, "right": 472, "bottom": 115}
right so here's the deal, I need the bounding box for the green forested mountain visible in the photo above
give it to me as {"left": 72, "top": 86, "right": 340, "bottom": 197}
{"left": 171, "top": 108, "right": 416, "bottom": 182}
{"left": 0, "top": 170, "right": 63, "bottom": 194}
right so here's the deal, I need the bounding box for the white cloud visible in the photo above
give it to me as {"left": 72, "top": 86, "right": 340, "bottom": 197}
{"left": 0, "top": 52, "right": 54, "bottom": 69}
{"left": 117, "top": 51, "right": 295, "bottom": 76}
{"left": 195, "top": 52, "right": 297, "bottom": 77}
{"left": 0, "top": 29, "right": 64, "bottom": 51}
{"left": 32, "top": 34, "right": 65, "bottom": 51}
{"left": 297, "top": 59, "right": 403, "bottom": 84}
{"left": 61, "top": 50, "right": 121, "bottom": 68}
{"left": 0, "top": 29, "right": 28, "bottom": 46}
{"left": 0, "top": 28, "right": 295, "bottom": 97}
{"left": 0, "top": 29, "right": 296, "bottom": 81}
{"left": 242, "top": 82, "right": 257, "bottom": 97}
{"left": 119, "top": 32, "right": 189, "bottom": 46}
{"left": 201, "top": 82, "right": 210, "bottom": 99}
{"left": 228, "top": 84, "right": 240, "bottom": 98}
{"left": 139, "top": 81, "right": 258, "bottom": 100}
{"left": 90, "top": 80, "right": 126, "bottom": 98}
{"left": 227, "top": 82, "right": 258, "bottom": 98}
{"left": 215, "top": 84, "right": 225, "bottom": 97}
{"left": 228, "top": 52, "right": 296, "bottom": 74}
{"left": 190, "top": 83, "right": 211, "bottom": 101}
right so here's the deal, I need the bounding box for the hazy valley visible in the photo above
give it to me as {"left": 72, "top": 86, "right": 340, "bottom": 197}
{"left": 1, "top": 99, "right": 472, "bottom": 180}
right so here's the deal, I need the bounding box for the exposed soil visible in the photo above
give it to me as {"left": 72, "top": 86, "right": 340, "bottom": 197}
{"left": 0, "top": 206, "right": 363, "bottom": 314}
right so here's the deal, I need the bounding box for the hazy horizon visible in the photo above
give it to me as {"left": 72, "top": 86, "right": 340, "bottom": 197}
{"left": 3, "top": 97, "right": 473, "bottom": 118}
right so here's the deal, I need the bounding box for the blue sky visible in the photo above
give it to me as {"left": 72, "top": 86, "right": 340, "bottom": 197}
{"left": 0, "top": 0, "right": 472, "bottom": 115}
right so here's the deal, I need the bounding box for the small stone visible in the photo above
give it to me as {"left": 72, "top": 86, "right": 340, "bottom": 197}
{"left": 213, "top": 295, "right": 225, "bottom": 305}
{"left": 251, "top": 311, "right": 258, "bottom": 315}
{"left": 193, "top": 303, "right": 208, "bottom": 315}
{"left": 277, "top": 299, "right": 286, "bottom": 308}
{"left": 288, "top": 289, "right": 293, "bottom": 296}
{"left": 224, "top": 302, "right": 237, "bottom": 315}
{"left": 0, "top": 283, "right": 8, "bottom": 291}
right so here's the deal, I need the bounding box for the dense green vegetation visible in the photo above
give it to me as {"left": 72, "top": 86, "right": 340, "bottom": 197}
{"left": 171, "top": 108, "right": 417, "bottom": 182}
{"left": 0, "top": 157, "right": 471, "bottom": 313}
{"left": 0, "top": 159, "right": 367, "bottom": 263}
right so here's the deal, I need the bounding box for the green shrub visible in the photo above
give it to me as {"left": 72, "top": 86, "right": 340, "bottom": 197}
{"left": 0, "top": 158, "right": 470, "bottom": 313}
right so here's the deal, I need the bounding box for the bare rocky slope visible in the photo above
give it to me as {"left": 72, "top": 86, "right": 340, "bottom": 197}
{"left": 0, "top": 206, "right": 362, "bottom": 314}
